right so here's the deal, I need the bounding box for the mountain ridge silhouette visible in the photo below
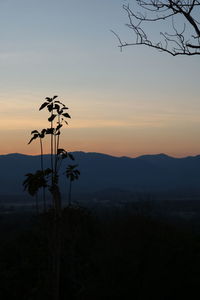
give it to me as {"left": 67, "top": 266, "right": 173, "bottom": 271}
{"left": 1, "top": 152, "right": 200, "bottom": 196}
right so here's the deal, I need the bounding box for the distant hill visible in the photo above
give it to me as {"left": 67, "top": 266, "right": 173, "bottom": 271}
{"left": 1, "top": 152, "right": 200, "bottom": 200}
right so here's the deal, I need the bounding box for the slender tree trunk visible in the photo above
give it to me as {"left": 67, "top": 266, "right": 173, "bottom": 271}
{"left": 53, "top": 215, "right": 61, "bottom": 300}
{"left": 42, "top": 188, "right": 46, "bottom": 212}
{"left": 50, "top": 119, "right": 54, "bottom": 208}
{"left": 52, "top": 185, "right": 62, "bottom": 300}
{"left": 68, "top": 180, "right": 72, "bottom": 206}
{"left": 49, "top": 103, "right": 62, "bottom": 300}
{"left": 40, "top": 138, "right": 46, "bottom": 212}
{"left": 35, "top": 193, "right": 39, "bottom": 215}
{"left": 55, "top": 115, "right": 60, "bottom": 175}
{"left": 49, "top": 112, "right": 62, "bottom": 300}
{"left": 54, "top": 131, "right": 57, "bottom": 172}
{"left": 56, "top": 133, "right": 60, "bottom": 157}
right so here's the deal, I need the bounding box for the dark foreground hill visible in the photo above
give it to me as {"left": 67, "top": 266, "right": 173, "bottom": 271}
{"left": 0, "top": 208, "right": 200, "bottom": 300}
{"left": 1, "top": 153, "right": 200, "bottom": 299}
{"left": 1, "top": 152, "right": 200, "bottom": 198}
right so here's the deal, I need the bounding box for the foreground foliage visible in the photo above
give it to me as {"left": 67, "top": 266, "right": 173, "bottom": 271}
{"left": 0, "top": 208, "right": 200, "bottom": 300}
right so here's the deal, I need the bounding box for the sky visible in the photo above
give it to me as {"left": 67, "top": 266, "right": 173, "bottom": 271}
{"left": 0, "top": 0, "right": 200, "bottom": 158}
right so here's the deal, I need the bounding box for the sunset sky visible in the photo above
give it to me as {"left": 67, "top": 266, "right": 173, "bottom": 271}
{"left": 0, "top": 0, "right": 200, "bottom": 157}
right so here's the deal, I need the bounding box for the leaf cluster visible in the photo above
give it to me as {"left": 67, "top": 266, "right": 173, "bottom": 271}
{"left": 25, "top": 95, "right": 80, "bottom": 204}
{"left": 57, "top": 148, "right": 75, "bottom": 161}
{"left": 65, "top": 165, "right": 80, "bottom": 182}
{"left": 23, "top": 169, "right": 52, "bottom": 196}
{"left": 39, "top": 96, "right": 71, "bottom": 124}
{"left": 28, "top": 129, "right": 46, "bottom": 144}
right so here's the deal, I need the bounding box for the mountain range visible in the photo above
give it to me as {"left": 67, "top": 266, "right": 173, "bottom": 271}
{"left": 1, "top": 152, "right": 200, "bottom": 199}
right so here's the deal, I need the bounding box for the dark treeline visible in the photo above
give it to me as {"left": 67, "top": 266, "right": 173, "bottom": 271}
{"left": 0, "top": 206, "right": 200, "bottom": 300}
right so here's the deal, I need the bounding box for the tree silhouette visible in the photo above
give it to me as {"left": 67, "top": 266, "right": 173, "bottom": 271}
{"left": 23, "top": 169, "right": 51, "bottom": 214}
{"left": 65, "top": 164, "right": 80, "bottom": 206}
{"left": 39, "top": 95, "right": 71, "bottom": 182}
{"left": 24, "top": 96, "right": 76, "bottom": 300}
{"left": 28, "top": 129, "right": 47, "bottom": 211}
{"left": 114, "top": 0, "right": 200, "bottom": 56}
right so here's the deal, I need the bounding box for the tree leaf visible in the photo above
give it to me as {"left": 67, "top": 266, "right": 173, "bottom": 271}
{"left": 57, "top": 149, "right": 64, "bottom": 154}
{"left": 54, "top": 104, "right": 60, "bottom": 113}
{"left": 46, "top": 128, "right": 55, "bottom": 134}
{"left": 62, "top": 113, "right": 71, "bottom": 118}
{"left": 44, "top": 168, "right": 52, "bottom": 175}
{"left": 41, "top": 129, "right": 46, "bottom": 135}
{"left": 47, "top": 103, "right": 54, "bottom": 112}
{"left": 39, "top": 128, "right": 47, "bottom": 138}
{"left": 68, "top": 153, "right": 75, "bottom": 160}
{"left": 39, "top": 102, "right": 48, "bottom": 110}
{"left": 31, "top": 130, "right": 39, "bottom": 134}
{"left": 56, "top": 124, "right": 63, "bottom": 131}
{"left": 45, "top": 97, "right": 52, "bottom": 102}
{"left": 28, "top": 134, "right": 38, "bottom": 144}
{"left": 48, "top": 114, "right": 57, "bottom": 122}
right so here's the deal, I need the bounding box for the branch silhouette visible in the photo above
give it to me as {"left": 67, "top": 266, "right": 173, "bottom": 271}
{"left": 114, "top": 0, "right": 200, "bottom": 56}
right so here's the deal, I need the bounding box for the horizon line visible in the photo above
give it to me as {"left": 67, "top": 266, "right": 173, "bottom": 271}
{"left": 1, "top": 151, "right": 200, "bottom": 160}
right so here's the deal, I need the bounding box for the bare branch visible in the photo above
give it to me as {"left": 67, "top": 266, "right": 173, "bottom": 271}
{"left": 115, "top": 0, "right": 200, "bottom": 55}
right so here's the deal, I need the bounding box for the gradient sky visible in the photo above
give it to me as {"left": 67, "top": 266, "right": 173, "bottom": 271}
{"left": 0, "top": 0, "right": 200, "bottom": 157}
